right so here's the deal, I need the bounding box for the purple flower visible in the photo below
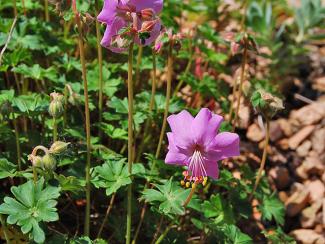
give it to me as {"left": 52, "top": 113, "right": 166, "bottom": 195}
{"left": 97, "top": 0, "right": 163, "bottom": 52}
{"left": 165, "top": 108, "right": 240, "bottom": 184}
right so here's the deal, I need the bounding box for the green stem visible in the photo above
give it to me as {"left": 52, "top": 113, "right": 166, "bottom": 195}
{"left": 74, "top": 5, "right": 92, "bottom": 235}
{"left": 155, "top": 221, "right": 174, "bottom": 244}
{"left": 173, "top": 39, "right": 193, "bottom": 96}
{"left": 95, "top": 0, "right": 104, "bottom": 140}
{"left": 13, "top": 0, "right": 17, "bottom": 17}
{"left": 12, "top": 111, "right": 21, "bottom": 171}
{"left": 63, "top": 86, "right": 68, "bottom": 128}
{"left": 44, "top": 0, "right": 49, "bottom": 21}
{"left": 21, "top": 0, "right": 26, "bottom": 16}
{"left": 133, "top": 44, "right": 174, "bottom": 244}
{"left": 97, "top": 193, "right": 116, "bottom": 238}
{"left": 126, "top": 42, "right": 134, "bottom": 244}
{"left": 250, "top": 119, "right": 270, "bottom": 201}
{"left": 0, "top": 214, "right": 11, "bottom": 244}
{"left": 232, "top": 37, "right": 248, "bottom": 132}
{"left": 53, "top": 118, "right": 57, "bottom": 142}
{"left": 135, "top": 51, "right": 157, "bottom": 163}
{"left": 135, "top": 46, "right": 143, "bottom": 89}
{"left": 155, "top": 41, "right": 173, "bottom": 160}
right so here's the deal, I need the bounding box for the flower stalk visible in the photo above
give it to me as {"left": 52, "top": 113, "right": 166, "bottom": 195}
{"left": 72, "top": 0, "right": 92, "bottom": 235}
{"left": 135, "top": 46, "right": 143, "bottom": 89}
{"left": 250, "top": 119, "right": 270, "bottom": 201}
{"left": 126, "top": 42, "right": 135, "bottom": 244}
{"left": 97, "top": 193, "right": 116, "bottom": 238}
{"left": 232, "top": 36, "right": 248, "bottom": 131}
{"left": 95, "top": 0, "right": 104, "bottom": 139}
{"left": 155, "top": 41, "right": 173, "bottom": 159}
{"left": 53, "top": 118, "right": 57, "bottom": 141}
{"left": 44, "top": 0, "right": 49, "bottom": 21}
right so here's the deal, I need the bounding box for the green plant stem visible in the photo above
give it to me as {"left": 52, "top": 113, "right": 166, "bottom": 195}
{"left": 95, "top": 0, "right": 104, "bottom": 140}
{"left": 126, "top": 42, "right": 134, "bottom": 244}
{"left": 155, "top": 221, "right": 174, "bottom": 244}
{"left": 31, "top": 145, "right": 48, "bottom": 184}
{"left": 250, "top": 119, "right": 270, "bottom": 201}
{"left": 183, "top": 183, "right": 197, "bottom": 207}
{"left": 63, "top": 86, "right": 68, "bottom": 128}
{"left": 13, "top": 116, "right": 21, "bottom": 171}
{"left": 44, "top": 0, "right": 49, "bottom": 21}
{"left": 53, "top": 118, "right": 57, "bottom": 141}
{"left": 240, "top": 0, "right": 248, "bottom": 31}
{"left": 155, "top": 41, "right": 173, "bottom": 159}
{"left": 135, "top": 46, "right": 143, "bottom": 89}
{"left": 13, "top": 0, "right": 17, "bottom": 17}
{"left": 21, "top": 0, "right": 26, "bottom": 16}
{"left": 97, "top": 193, "right": 116, "bottom": 238}
{"left": 135, "top": 51, "right": 157, "bottom": 163}
{"left": 173, "top": 39, "right": 193, "bottom": 96}
{"left": 74, "top": 4, "right": 92, "bottom": 235}
{"left": 232, "top": 38, "right": 248, "bottom": 132}
{"left": 228, "top": 76, "right": 238, "bottom": 124}
{"left": 132, "top": 44, "right": 174, "bottom": 244}
{"left": 0, "top": 214, "right": 11, "bottom": 244}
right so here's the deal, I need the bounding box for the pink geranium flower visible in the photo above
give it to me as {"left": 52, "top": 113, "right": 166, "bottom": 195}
{"left": 165, "top": 108, "right": 240, "bottom": 185}
{"left": 97, "top": 0, "right": 163, "bottom": 52}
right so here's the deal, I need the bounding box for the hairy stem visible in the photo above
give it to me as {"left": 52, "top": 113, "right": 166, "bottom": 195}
{"left": 232, "top": 38, "right": 248, "bottom": 132}
{"left": 53, "top": 118, "right": 57, "bottom": 141}
{"left": 250, "top": 119, "right": 270, "bottom": 201}
{"left": 73, "top": 1, "right": 92, "bottom": 235}
{"left": 13, "top": 0, "right": 17, "bottom": 17}
{"left": 21, "top": 0, "right": 26, "bottom": 16}
{"left": 135, "top": 51, "right": 157, "bottom": 163}
{"left": 44, "top": 0, "right": 49, "bottom": 21}
{"left": 63, "top": 86, "right": 68, "bottom": 128}
{"left": 155, "top": 41, "right": 173, "bottom": 159}
{"left": 13, "top": 114, "right": 21, "bottom": 171}
{"left": 95, "top": 0, "right": 104, "bottom": 139}
{"left": 133, "top": 44, "right": 174, "bottom": 243}
{"left": 97, "top": 193, "right": 116, "bottom": 238}
{"left": 126, "top": 42, "right": 134, "bottom": 244}
{"left": 155, "top": 221, "right": 174, "bottom": 244}
{"left": 135, "top": 46, "right": 143, "bottom": 89}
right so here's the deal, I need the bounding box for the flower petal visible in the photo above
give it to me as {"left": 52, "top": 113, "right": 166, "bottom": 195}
{"left": 206, "top": 132, "right": 240, "bottom": 161}
{"left": 100, "top": 18, "right": 127, "bottom": 52}
{"left": 203, "top": 160, "right": 219, "bottom": 179}
{"left": 129, "top": 0, "right": 163, "bottom": 13}
{"left": 191, "top": 108, "right": 223, "bottom": 146}
{"left": 167, "top": 110, "right": 194, "bottom": 149}
{"left": 97, "top": 0, "right": 121, "bottom": 24}
{"left": 165, "top": 133, "right": 189, "bottom": 165}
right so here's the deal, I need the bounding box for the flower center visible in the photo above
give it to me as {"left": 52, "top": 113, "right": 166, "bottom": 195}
{"left": 181, "top": 147, "right": 208, "bottom": 188}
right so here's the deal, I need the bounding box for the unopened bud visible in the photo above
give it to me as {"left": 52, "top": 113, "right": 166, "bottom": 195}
{"left": 140, "top": 8, "right": 155, "bottom": 21}
{"left": 140, "top": 20, "right": 156, "bottom": 33}
{"left": 42, "top": 154, "right": 57, "bottom": 171}
{"left": 49, "top": 92, "right": 64, "bottom": 118}
{"left": 31, "top": 155, "right": 43, "bottom": 168}
{"left": 49, "top": 141, "right": 70, "bottom": 155}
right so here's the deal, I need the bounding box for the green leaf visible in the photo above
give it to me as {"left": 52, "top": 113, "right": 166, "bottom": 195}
{"left": 202, "top": 194, "right": 234, "bottom": 224}
{"left": 0, "top": 178, "right": 61, "bottom": 243}
{"left": 223, "top": 224, "right": 253, "bottom": 244}
{"left": 55, "top": 175, "right": 85, "bottom": 194}
{"left": 91, "top": 158, "right": 132, "bottom": 196}
{"left": 141, "top": 178, "right": 191, "bottom": 216}
{"left": 0, "top": 158, "right": 16, "bottom": 179}
{"left": 259, "top": 194, "right": 285, "bottom": 225}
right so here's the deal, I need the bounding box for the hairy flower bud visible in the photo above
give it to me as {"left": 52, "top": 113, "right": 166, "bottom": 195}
{"left": 140, "top": 8, "right": 155, "bottom": 21}
{"left": 49, "top": 141, "right": 70, "bottom": 155}
{"left": 42, "top": 154, "right": 57, "bottom": 171}
{"left": 30, "top": 155, "right": 43, "bottom": 168}
{"left": 49, "top": 92, "right": 64, "bottom": 119}
{"left": 252, "top": 89, "right": 284, "bottom": 119}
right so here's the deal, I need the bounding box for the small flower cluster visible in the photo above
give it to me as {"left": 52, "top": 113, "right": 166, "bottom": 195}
{"left": 28, "top": 141, "right": 70, "bottom": 171}
{"left": 98, "top": 0, "right": 163, "bottom": 52}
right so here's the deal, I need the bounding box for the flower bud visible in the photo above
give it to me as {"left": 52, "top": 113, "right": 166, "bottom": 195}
{"left": 31, "top": 155, "right": 43, "bottom": 168}
{"left": 140, "top": 20, "right": 156, "bottom": 33}
{"left": 49, "top": 141, "right": 70, "bottom": 155}
{"left": 49, "top": 92, "right": 64, "bottom": 118}
{"left": 252, "top": 89, "right": 284, "bottom": 119}
{"left": 42, "top": 154, "right": 57, "bottom": 171}
{"left": 140, "top": 8, "right": 155, "bottom": 21}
